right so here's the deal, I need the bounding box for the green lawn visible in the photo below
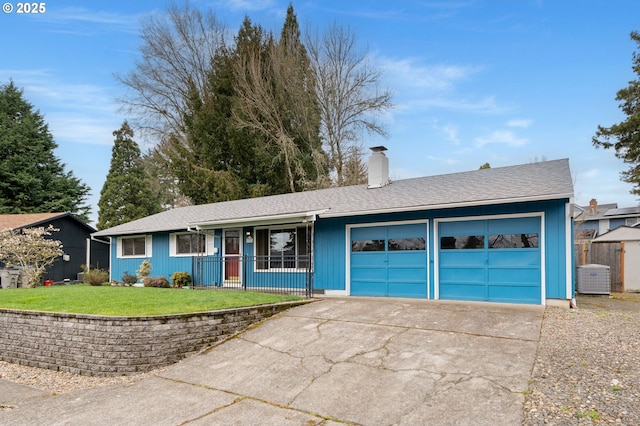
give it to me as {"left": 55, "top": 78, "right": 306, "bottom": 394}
{"left": 0, "top": 285, "right": 302, "bottom": 316}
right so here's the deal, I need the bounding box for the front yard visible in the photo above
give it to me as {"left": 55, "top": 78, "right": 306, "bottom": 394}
{"left": 0, "top": 285, "right": 301, "bottom": 316}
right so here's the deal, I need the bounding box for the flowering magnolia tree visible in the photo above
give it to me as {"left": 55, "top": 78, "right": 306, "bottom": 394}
{"left": 0, "top": 225, "right": 64, "bottom": 288}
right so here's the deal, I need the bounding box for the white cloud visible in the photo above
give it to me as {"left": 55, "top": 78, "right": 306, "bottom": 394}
{"left": 580, "top": 168, "right": 600, "bottom": 180}
{"left": 431, "top": 120, "right": 460, "bottom": 145}
{"left": 2, "top": 70, "right": 122, "bottom": 146}
{"left": 441, "top": 123, "right": 460, "bottom": 145}
{"left": 475, "top": 130, "right": 527, "bottom": 147}
{"left": 414, "top": 95, "right": 506, "bottom": 114}
{"left": 506, "top": 119, "right": 533, "bottom": 128}
{"left": 380, "top": 57, "right": 480, "bottom": 92}
{"left": 426, "top": 155, "right": 458, "bottom": 165}
{"left": 215, "top": 0, "right": 277, "bottom": 12}
{"left": 47, "top": 113, "right": 120, "bottom": 146}
{"left": 38, "top": 7, "right": 141, "bottom": 34}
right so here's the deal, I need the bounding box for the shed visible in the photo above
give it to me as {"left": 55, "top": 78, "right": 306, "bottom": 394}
{"left": 592, "top": 226, "right": 640, "bottom": 292}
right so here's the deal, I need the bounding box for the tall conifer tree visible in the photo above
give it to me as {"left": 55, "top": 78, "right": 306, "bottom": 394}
{"left": 97, "top": 121, "right": 161, "bottom": 230}
{"left": 0, "top": 81, "right": 91, "bottom": 219}
{"left": 593, "top": 31, "right": 640, "bottom": 195}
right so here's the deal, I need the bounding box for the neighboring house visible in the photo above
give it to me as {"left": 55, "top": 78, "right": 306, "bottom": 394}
{"left": 0, "top": 212, "right": 109, "bottom": 283}
{"left": 592, "top": 226, "right": 640, "bottom": 292}
{"left": 574, "top": 199, "right": 640, "bottom": 239}
{"left": 93, "top": 148, "right": 574, "bottom": 306}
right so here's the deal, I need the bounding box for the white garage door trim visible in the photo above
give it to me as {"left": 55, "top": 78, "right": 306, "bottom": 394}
{"left": 434, "top": 212, "right": 546, "bottom": 305}
{"left": 346, "top": 219, "right": 430, "bottom": 297}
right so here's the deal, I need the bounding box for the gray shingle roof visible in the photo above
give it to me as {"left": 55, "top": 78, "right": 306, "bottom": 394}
{"left": 93, "top": 159, "right": 573, "bottom": 237}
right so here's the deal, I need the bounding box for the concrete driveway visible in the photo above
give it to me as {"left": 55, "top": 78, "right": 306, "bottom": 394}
{"left": 0, "top": 297, "right": 543, "bottom": 425}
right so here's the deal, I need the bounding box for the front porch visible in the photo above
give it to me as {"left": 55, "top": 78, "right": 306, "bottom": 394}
{"left": 192, "top": 255, "right": 314, "bottom": 297}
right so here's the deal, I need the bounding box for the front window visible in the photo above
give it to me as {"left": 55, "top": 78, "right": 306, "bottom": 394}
{"left": 176, "top": 234, "right": 207, "bottom": 254}
{"left": 122, "top": 236, "right": 146, "bottom": 257}
{"left": 255, "top": 226, "right": 309, "bottom": 270}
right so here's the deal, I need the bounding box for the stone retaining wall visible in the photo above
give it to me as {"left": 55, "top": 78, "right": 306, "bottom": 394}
{"left": 0, "top": 300, "right": 310, "bottom": 376}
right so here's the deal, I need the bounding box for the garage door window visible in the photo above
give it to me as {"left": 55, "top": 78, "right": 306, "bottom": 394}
{"left": 440, "top": 235, "right": 484, "bottom": 250}
{"left": 489, "top": 233, "right": 538, "bottom": 249}
{"left": 389, "top": 238, "right": 425, "bottom": 251}
{"left": 352, "top": 240, "right": 385, "bottom": 252}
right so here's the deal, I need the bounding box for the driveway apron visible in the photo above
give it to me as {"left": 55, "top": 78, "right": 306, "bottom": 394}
{"left": 0, "top": 297, "right": 543, "bottom": 426}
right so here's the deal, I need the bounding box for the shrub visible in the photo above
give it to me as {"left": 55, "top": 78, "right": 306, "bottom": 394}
{"left": 121, "top": 271, "right": 137, "bottom": 286}
{"left": 171, "top": 271, "right": 192, "bottom": 288}
{"left": 143, "top": 276, "right": 170, "bottom": 288}
{"left": 136, "top": 260, "right": 152, "bottom": 281}
{"left": 83, "top": 268, "right": 110, "bottom": 286}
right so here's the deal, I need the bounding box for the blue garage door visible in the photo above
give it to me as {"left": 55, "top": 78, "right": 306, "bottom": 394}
{"left": 350, "top": 223, "right": 427, "bottom": 298}
{"left": 438, "top": 216, "right": 541, "bottom": 304}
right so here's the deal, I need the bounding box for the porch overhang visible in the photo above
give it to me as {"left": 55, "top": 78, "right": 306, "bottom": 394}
{"left": 190, "top": 210, "right": 325, "bottom": 230}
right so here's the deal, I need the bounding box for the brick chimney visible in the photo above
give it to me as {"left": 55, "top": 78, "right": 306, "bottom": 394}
{"left": 368, "top": 146, "right": 389, "bottom": 189}
{"left": 588, "top": 199, "right": 598, "bottom": 216}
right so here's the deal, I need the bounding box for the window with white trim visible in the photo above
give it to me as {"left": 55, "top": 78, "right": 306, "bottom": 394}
{"left": 255, "top": 226, "right": 309, "bottom": 270}
{"left": 118, "top": 235, "right": 151, "bottom": 258}
{"left": 170, "top": 232, "right": 211, "bottom": 256}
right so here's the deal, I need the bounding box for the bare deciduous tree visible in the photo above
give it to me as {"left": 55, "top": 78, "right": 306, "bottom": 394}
{"left": 233, "top": 40, "right": 327, "bottom": 192}
{"left": 306, "top": 22, "right": 393, "bottom": 186}
{"left": 116, "top": 1, "right": 226, "bottom": 141}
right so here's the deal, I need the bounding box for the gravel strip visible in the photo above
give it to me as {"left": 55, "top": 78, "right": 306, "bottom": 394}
{"left": 523, "top": 293, "right": 640, "bottom": 425}
{"left": 0, "top": 361, "right": 162, "bottom": 395}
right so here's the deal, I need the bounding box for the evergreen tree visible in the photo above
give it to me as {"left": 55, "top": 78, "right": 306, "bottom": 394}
{"left": 97, "top": 121, "right": 161, "bottom": 230}
{"left": 161, "top": 18, "right": 265, "bottom": 204}
{"left": 163, "top": 16, "right": 297, "bottom": 203}
{"left": 593, "top": 31, "right": 640, "bottom": 195}
{"left": 230, "top": 17, "right": 288, "bottom": 197}
{"left": 277, "top": 4, "right": 327, "bottom": 190}
{"left": 0, "top": 81, "right": 91, "bottom": 220}
{"left": 232, "top": 5, "right": 327, "bottom": 193}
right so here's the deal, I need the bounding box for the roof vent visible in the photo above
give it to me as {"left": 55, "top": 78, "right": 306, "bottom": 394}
{"left": 368, "top": 146, "right": 389, "bottom": 189}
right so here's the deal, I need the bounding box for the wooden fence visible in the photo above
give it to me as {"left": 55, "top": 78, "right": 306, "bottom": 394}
{"left": 574, "top": 242, "right": 623, "bottom": 292}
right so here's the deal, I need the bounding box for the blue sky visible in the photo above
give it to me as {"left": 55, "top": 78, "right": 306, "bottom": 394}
{"left": 2, "top": 0, "right": 639, "bottom": 224}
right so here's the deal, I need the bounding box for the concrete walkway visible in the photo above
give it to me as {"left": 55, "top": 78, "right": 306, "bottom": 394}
{"left": 0, "top": 297, "right": 543, "bottom": 425}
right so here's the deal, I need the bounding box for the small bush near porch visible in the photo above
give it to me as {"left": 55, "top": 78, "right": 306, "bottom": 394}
{"left": 0, "top": 285, "right": 301, "bottom": 316}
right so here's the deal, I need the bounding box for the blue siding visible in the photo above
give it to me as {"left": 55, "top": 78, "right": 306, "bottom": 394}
{"left": 107, "top": 198, "right": 572, "bottom": 303}
{"left": 314, "top": 218, "right": 347, "bottom": 291}
{"left": 109, "top": 231, "right": 220, "bottom": 285}
{"left": 576, "top": 221, "right": 599, "bottom": 234}
{"left": 313, "top": 199, "right": 572, "bottom": 303}
{"left": 609, "top": 218, "right": 626, "bottom": 230}
{"left": 543, "top": 201, "right": 569, "bottom": 299}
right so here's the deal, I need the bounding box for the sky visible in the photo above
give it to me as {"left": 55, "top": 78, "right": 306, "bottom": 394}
{"left": 1, "top": 0, "right": 639, "bottom": 224}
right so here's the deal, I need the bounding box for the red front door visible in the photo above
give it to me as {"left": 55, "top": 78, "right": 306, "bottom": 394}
{"left": 224, "top": 230, "right": 240, "bottom": 280}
